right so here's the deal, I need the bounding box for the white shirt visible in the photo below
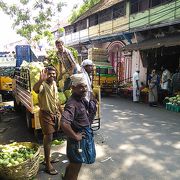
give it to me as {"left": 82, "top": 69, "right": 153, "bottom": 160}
{"left": 161, "top": 69, "right": 171, "bottom": 90}
{"left": 133, "top": 72, "right": 140, "bottom": 88}
{"left": 81, "top": 67, "right": 92, "bottom": 102}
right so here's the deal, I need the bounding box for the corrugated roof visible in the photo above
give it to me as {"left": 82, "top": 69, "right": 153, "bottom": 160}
{"left": 74, "top": 0, "right": 122, "bottom": 23}
{"left": 122, "top": 35, "right": 180, "bottom": 51}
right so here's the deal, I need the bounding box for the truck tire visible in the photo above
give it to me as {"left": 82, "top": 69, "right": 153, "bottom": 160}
{"left": 26, "top": 110, "right": 33, "bottom": 130}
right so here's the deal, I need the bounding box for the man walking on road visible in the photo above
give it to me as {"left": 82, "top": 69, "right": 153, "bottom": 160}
{"left": 33, "top": 66, "right": 62, "bottom": 175}
{"left": 61, "top": 73, "right": 97, "bottom": 180}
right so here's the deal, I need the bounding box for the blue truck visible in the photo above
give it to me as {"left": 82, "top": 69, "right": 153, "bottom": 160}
{"left": 15, "top": 45, "right": 38, "bottom": 67}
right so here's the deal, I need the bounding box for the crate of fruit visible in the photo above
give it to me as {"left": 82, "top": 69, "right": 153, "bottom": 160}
{"left": 0, "top": 142, "right": 40, "bottom": 180}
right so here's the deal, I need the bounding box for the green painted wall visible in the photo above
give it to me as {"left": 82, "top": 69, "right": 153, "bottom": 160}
{"left": 150, "top": 2, "right": 174, "bottom": 24}
{"left": 129, "top": 11, "right": 149, "bottom": 29}
{"left": 176, "top": 0, "right": 180, "bottom": 18}
{"left": 129, "top": 0, "right": 180, "bottom": 30}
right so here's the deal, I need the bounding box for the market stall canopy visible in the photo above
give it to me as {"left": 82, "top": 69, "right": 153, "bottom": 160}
{"left": 121, "top": 35, "right": 180, "bottom": 51}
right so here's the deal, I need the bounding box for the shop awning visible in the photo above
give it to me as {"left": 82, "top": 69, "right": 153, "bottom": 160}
{"left": 122, "top": 35, "right": 180, "bottom": 51}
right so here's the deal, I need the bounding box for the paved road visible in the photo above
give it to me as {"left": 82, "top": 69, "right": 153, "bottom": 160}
{"left": 0, "top": 96, "right": 180, "bottom": 180}
{"left": 79, "top": 96, "right": 180, "bottom": 180}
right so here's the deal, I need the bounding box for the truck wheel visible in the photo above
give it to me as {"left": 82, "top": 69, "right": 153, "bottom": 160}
{"left": 14, "top": 100, "right": 21, "bottom": 112}
{"left": 26, "top": 110, "right": 33, "bottom": 130}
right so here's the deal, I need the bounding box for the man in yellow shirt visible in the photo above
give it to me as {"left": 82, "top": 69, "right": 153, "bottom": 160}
{"left": 33, "top": 66, "right": 62, "bottom": 175}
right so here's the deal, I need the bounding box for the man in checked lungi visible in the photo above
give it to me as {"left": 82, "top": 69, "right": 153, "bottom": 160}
{"left": 61, "top": 73, "right": 97, "bottom": 180}
{"left": 33, "top": 66, "right": 62, "bottom": 175}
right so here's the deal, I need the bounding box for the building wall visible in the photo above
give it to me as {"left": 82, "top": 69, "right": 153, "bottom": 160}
{"left": 132, "top": 51, "right": 147, "bottom": 84}
{"left": 64, "top": 16, "right": 129, "bottom": 46}
{"left": 62, "top": 0, "right": 179, "bottom": 85}
{"left": 176, "top": 0, "right": 180, "bottom": 18}
{"left": 112, "top": 16, "right": 129, "bottom": 33}
{"left": 63, "top": 1, "right": 180, "bottom": 46}
{"left": 129, "top": 0, "right": 180, "bottom": 30}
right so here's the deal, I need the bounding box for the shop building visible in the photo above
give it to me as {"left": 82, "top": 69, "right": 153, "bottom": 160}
{"left": 56, "top": 0, "right": 180, "bottom": 85}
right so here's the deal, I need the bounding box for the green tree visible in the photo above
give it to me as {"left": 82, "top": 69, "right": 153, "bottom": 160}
{"left": 69, "top": 0, "right": 100, "bottom": 23}
{"left": 0, "top": 0, "right": 66, "bottom": 43}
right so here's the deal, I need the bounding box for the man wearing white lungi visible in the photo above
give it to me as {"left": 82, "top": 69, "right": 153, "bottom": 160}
{"left": 133, "top": 70, "right": 140, "bottom": 102}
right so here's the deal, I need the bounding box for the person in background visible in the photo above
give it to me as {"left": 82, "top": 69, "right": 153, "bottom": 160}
{"left": 61, "top": 73, "right": 97, "bottom": 180}
{"left": 81, "top": 59, "right": 94, "bottom": 102}
{"left": 33, "top": 66, "right": 62, "bottom": 175}
{"left": 133, "top": 70, "right": 140, "bottom": 102}
{"left": 148, "top": 69, "right": 160, "bottom": 107}
{"left": 55, "top": 39, "right": 81, "bottom": 91}
{"left": 161, "top": 66, "right": 171, "bottom": 92}
{"left": 171, "top": 67, "right": 180, "bottom": 95}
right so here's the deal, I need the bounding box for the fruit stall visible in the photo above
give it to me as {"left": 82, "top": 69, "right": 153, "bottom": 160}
{"left": 164, "top": 94, "right": 180, "bottom": 112}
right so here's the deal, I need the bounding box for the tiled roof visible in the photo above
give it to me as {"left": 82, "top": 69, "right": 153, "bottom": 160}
{"left": 74, "top": 0, "right": 122, "bottom": 23}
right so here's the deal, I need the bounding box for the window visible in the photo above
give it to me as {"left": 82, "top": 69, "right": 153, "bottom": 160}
{"left": 76, "top": 19, "right": 87, "bottom": 31}
{"left": 80, "top": 19, "right": 87, "bottom": 30}
{"left": 150, "top": 0, "right": 173, "bottom": 7}
{"left": 130, "top": 0, "right": 139, "bottom": 14}
{"left": 89, "top": 14, "right": 98, "bottom": 27}
{"left": 130, "top": 0, "right": 173, "bottom": 14}
{"left": 130, "top": 0, "right": 149, "bottom": 14}
{"left": 73, "top": 24, "right": 77, "bottom": 33}
{"left": 151, "top": 0, "right": 161, "bottom": 7}
{"left": 161, "top": 0, "right": 173, "bottom": 3}
{"left": 139, "top": 0, "right": 149, "bottom": 11}
{"left": 65, "top": 26, "right": 73, "bottom": 35}
{"left": 113, "top": 2, "right": 126, "bottom": 19}
{"left": 98, "top": 8, "right": 112, "bottom": 23}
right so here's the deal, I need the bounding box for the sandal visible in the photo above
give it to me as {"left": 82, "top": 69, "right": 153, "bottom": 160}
{"left": 45, "top": 168, "right": 58, "bottom": 175}
{"left": 51, "top": 157, "right": 60, "bottom": 163}
{"left": 42, "top": 157, "right": 60, "bottom": 165}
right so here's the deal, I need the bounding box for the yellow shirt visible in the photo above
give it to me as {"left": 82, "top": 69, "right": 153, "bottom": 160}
{"left": 38, "top": 81, "right": 59, "bottom": 114}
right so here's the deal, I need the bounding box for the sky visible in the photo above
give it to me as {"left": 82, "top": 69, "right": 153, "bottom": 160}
{"left": 0, "top": 0, "right": 83, "bottom": 49}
